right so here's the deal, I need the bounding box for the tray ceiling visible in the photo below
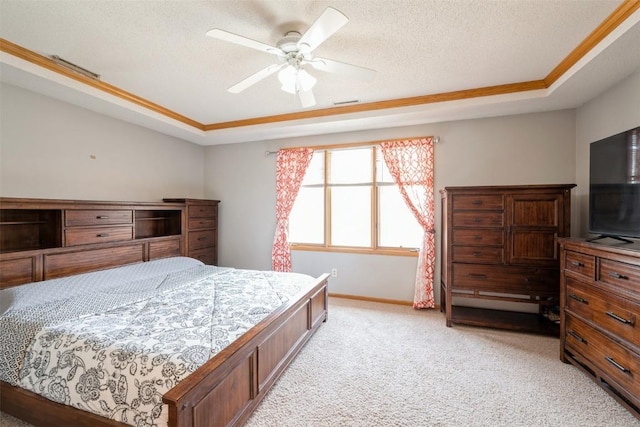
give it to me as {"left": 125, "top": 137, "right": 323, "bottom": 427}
{"left": 1, "top": 0, "right": 639, "bottom": 145}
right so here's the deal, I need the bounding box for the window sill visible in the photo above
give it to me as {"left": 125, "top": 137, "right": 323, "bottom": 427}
{"left": 290, "top": 244, "right": 419, "bottom": 257}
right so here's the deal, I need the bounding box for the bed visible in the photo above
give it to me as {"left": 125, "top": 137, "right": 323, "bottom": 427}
{"left": 0, "top": 256, "right": 329, "bottom": 427}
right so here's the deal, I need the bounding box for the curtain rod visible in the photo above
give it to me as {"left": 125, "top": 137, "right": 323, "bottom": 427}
{"left": 265, "top": 136, "right": 440, "bottom": 156}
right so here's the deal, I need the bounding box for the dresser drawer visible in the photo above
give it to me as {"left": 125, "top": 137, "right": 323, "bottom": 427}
{"left": 452, "top": 194, "right": 504, "bottom": 210}
{"left": 598, "top": 259, "right": 640, "bottom": 295}
{"left": 566, "top": 277, "right": 639, "bottom": 349}
{"left": 188, "top": 218, "right": 217, "bottom": 230}
{"left": 44, "top": 244, "right": 144, "bottom": 279}
{"left": 65, "top": 210, "right": 133, "bottom": 226}
{"left": 188, "top": 204, "right": 217, "bottom": 219}
{"left": 0, "top": 256, "right": 37, "bottom": 288}
{"left": 452, "top": 264, "right": 558, "bottom": 295}
{"left": 452, "top": 212, "right": 503, "bottom": 227}
{"left": 452, "top": 246, "right": 503, "bottom": 264}
{"left": 65, "top": 226, "right": 134, "bottom": 246}
{"left": 190, "top": 247, "right": 217, "bottom": 265}
{"left": 149, "top": 238, "right": 182, "bottom": 260}
{"left": 565, "top": 314, "right": 640, "bottom": 399}
{"left": 452, "top": 229, "right": 503, "bottom": 245}
{"left": 188, "top": 230, "right": 216, "bottom": 250}
{"left": 564, "top": 250, "right": 595, "bottom": 279}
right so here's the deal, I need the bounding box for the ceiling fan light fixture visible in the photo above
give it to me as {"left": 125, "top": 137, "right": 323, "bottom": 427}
{"left": 278, "top": 66, "right": 316, "bottom": 94}
{"left": 278, "top": 66, "right": 297, "bottom": 94}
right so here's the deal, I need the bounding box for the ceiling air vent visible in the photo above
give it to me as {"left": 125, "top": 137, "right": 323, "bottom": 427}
{"left": 50, "top": 55, "right": 101, "bottom": 80}
{"left": 333, "top": 100, "right": 359, "bottom": 106}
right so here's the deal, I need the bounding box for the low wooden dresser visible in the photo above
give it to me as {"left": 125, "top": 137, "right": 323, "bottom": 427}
{"left": 559, "top": 238, "right": 640, "bottom": 418}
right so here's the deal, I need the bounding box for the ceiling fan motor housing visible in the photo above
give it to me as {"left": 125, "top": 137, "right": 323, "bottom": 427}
{"left": 278, "top": 31, "right": 309, "bottom": 54}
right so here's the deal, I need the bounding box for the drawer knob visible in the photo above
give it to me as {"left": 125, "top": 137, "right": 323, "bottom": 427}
{"left": 96, "top": 233, "right": 110, "bottom": 238}
{"left": 524, "top": 277, "right": 544, "bottom": 283}
{"left": 471, "top": 200, "right": 483, "bottom": 205}
{"left": 198, "top": 237, "right": 207, "bottom": 241}
{"left": 608, "top": 272, "right": 629, "bottom": 280}
{"left": 569, "top": 293, "right": 588, "bottom": 304}
{"left": 96, "top": 216, "right": 109, "bottom": 219}
{"left": 473, "top": 218, "right": 483, "bottom": 223}
{"left": 469, "top": 273, "right": 487, "bottom": 279}
{"left": 605, "top": 356, "right": 630, "bottom": 374}
{"left": 605, "top": 311, "right": 634, "bottom": 325}
{"left": 472, "top": 251, "right": 481, "bottom": 256}
{"left": 473, "top": 235, "right": 483, "bottom": 241}
{"left": 570, "top": 261, "right": 584, "bottom": 267}
{"left": 568, "top": 330, "right": 587, "bottom": 344}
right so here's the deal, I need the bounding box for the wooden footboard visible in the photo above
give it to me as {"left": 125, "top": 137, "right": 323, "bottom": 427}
{"left": 163, "top": 273, "right": 329, "bottom": 426}
{"left": 0, "top": 274, "right": 329, "bottom": 427}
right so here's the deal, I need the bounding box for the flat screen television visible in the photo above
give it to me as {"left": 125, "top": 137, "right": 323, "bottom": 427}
{"left": 589, "top": 125, "right": 640, "bottom": 242}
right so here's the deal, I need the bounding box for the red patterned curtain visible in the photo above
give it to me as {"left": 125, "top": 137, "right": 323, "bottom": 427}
{"left": 380, "top": 137, "right": 436, "bottom": 308}
{"left": 272, "top": 147, "right": 314, "bottom": 272}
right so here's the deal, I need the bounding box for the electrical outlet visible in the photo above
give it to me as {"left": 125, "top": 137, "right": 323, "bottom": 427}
{"left": 331, "top": 268, "right": 338, "bottom": 278}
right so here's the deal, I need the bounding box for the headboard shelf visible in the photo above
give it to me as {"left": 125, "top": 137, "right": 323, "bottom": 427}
{"left": 0, "top": 197, "right": 219, "bottom": 288}
{"left": 134, "top": 209, "right": 182, "bottom": 239}
{"left": 1, "top": 208, "right": 62, "bottom": 253}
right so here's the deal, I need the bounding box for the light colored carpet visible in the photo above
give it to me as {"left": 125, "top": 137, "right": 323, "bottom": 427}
{"left": 1, "top": 297, "right": 638, "bottom": 427}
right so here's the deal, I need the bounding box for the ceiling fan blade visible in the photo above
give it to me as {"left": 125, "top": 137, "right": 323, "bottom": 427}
{"left": 206, "top": 28, "right": 283, "bottom": 56}
{"left": 297, "top": 7, "right": 348, "bottom": 52}
{"left": 298, "top": 87, "right": 316, "bottom": 108}
{"left": 228, "top": 63, "right": 285, "bottom": 93}
{"left": 308, "top": 58, "right": 376, "bottom": 82}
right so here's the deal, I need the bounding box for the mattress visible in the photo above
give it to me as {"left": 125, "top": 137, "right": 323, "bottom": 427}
{"left": 0, "top": 257, "right": 317, "bottom": 426}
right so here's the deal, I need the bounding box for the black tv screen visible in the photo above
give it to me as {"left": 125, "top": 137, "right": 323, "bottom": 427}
{"left": 589, "top": 126, "right": 640, "bottom": 240}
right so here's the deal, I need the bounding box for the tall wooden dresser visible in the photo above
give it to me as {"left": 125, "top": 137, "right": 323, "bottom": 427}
{"left": 559, "top": 238, "right": 640, "bottom": 417}
{"left": 164, "top": 198, "right": 220, "bottom": 265}
{"left": 440, "top": 184, "right": 575, "bottom": 334}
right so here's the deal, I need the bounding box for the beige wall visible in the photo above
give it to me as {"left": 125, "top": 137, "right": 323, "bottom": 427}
{"left": 205, "top": 109, "right": 577, "bottom": 304}
{"left": 6, "top": 66, "right": 638, "bottom": 305}
{"left": 575, "top": 70, "right": 640, "bottom": 237}
{"left": 0, "top": 83, "right": 205, "bottom": 202}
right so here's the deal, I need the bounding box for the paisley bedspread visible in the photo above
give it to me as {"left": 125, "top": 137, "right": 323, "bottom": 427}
{"left": 0, "top": 257, "right": 316, "bottom": 427}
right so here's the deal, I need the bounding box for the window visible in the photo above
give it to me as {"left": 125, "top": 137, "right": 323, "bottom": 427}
{"left": 289, "top": 145, "right": 422, "bottom": 253}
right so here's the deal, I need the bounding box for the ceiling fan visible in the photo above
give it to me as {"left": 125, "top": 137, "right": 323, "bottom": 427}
{"left": 206, "top": 7, "right": 376, "bottom": 108}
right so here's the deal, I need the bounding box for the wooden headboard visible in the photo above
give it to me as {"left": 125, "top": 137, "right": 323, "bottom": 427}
{"left": 0, "top": 197, "right": 217, "bottom": 288}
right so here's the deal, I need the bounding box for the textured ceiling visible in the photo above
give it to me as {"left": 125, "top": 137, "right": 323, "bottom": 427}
{"left": 1, "top": 0, "right": 639, "bottom": 145}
